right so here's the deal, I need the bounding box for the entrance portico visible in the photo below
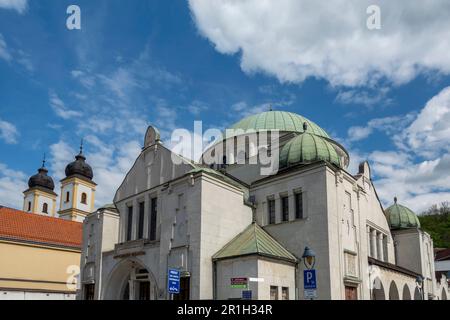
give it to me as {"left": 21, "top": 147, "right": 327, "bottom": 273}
{"left": 103, "top": 258, "right": 159, "bottom": 300}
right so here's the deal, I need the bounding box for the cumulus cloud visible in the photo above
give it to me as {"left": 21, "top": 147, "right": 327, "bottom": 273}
{"left": 401, "top": 86, "right": 450, "bottom": 158}
{"left": 0, "top": 163, "right": 28, "bottom": 209}
{"left": 0, "top": 0, "right": 27, "bottom": 14}
{"left": 189, "top": 0, "right": 450, "bottom": 87}
{"left": 348, "top": 87, "right": 450, "bottom": 212}
{"left": 0, "top": 118, "right": 19, "bottom": 144}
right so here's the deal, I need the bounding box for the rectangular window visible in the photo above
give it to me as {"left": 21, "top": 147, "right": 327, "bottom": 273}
{"left": 282, "top": 287, "right": 289, "bottom": 300}
{"left": 149, "top": 197, "right": 157, "bottom": 241}
{"left": 138, "top": 202, "right": 145, "bottom": 239}
{"left": 281, "top": 196, "right": 289, "bottom": 222}
{"left": 295, "top": 192, "right": 303, "bottom": 219}
{"left": 268, "top": 199, "right": 276, "bottom": 224}
{"left": 270, "top": 286, "right": 278, "bottom": 300}
{"left": 126, "top": 206, "right": 133, "bottom": 241}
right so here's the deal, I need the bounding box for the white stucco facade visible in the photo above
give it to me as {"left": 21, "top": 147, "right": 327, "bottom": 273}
{"left": 78, "top": 121, "right": 449, "bottom": 300}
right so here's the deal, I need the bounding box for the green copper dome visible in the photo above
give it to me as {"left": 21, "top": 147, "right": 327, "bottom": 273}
{"left": 385, "top": 198, "right": 421, "bottom": 230}
{"left": 229, "top": 111, "right": 330, "bottom": 138}
{"left": 279, "top": 132, "right": 342, "bottom": 168}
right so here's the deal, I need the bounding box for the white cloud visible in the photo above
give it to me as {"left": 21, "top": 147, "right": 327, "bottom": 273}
{"left": 187, "top": 100, "right": 209, "bottom": 115}
{"left": 347, "top": 126, "right": 373, "bottom": 142}
{"left": 348, "top": 87, "right": 450, "bottom": 213}
{"left": 49, "top": 137, "right": 141, "bottom": 207}
{"left": 189, "top": 0, "right": 450, "bottom": 87}
{"left": 347, "top": 114, "right": 415, "bottom": 143}
{"left": 0, "top": 118, "right": 19, "bottom": 144}
{"left": 49, "top": 91, "right": 82, "bottom": 119}
{"left": 0, "top": 163, "right": 28, "bottom": 209}
{"left": 0, "top": 33, "right": 12, "bottom": 62}
{"left": 71, "top": 70, "right": 96, "bottom": 89}
{"left": 401, "top": 86, "right": 450, "bottom": 158}
{"left": 0, "top": 34, "right": 33, "bottom": 71}
{"left": 0, "top": 0, "right": 27, "bottom": 14}
{"left": 336, "top": 87, "right": 392, "bottom": 107}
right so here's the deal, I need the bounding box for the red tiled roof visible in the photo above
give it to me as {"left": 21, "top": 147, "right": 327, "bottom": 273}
{"left": 436, "top": 248, "right": 450, "bottom": 261}
{"left": 0, "top": 206, "right": 82, "bottom": 249}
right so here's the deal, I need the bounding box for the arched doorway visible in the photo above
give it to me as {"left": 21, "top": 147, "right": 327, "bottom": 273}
{"left": 388, "top": 281, "right": 399, "bottom": 300}
{"left": 442, "top": 288, "right": 448, "bottom": 300}
{"left": 103, "top": 259, "right": 158, "bottom": 300}
{"left": 402, "top": 284, "right": 411, "bottom": 300}
{"left": 371, "top": 277, "right": 385, "bottom": 300}
{"left": 414, "top": 287, "right": 422, "bottom": 300}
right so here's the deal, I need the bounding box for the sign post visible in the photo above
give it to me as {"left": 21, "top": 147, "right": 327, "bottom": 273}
{"left": 168, "top": 268, "right": 180, "bottom": 297}
{"left": 303, "top": 269, "right": 317, "bottom": 300}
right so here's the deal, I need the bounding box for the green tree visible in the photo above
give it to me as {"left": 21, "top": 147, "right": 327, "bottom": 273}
{"left": 419, "top": 202, "right": 450, "bottom": 248}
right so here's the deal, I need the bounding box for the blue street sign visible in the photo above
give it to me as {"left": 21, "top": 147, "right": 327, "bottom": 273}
{"left": 242, "top": 290, "right": 252, "bottom": 300}
{"left": 168, "top": 268, "right": 180, "bottom": 294}
{"left": 303, "top": 269, "right": 317, "bottom": 289}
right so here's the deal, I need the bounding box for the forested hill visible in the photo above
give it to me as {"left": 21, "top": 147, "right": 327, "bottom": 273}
{"left": 419, "top": 203, "right": 450, "bottom": 249}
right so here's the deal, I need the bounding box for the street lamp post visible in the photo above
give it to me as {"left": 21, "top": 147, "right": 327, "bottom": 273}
{"left": 302, "top": 246, "right": 316, "bottom": 269}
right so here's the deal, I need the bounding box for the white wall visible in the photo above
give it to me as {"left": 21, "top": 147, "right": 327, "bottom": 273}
{"left": 77, "top": 184, "right": 93, "bottom": 212}
{"left": 0, "top": 290, "right": 75, "bottom": 300}
{"left": 23, "top": 194, "right": 34, "bottom": 212}
{"left": 60, "top": 184, "right": 74, "bottom": 211}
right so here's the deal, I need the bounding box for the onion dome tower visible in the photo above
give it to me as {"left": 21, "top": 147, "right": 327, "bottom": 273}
{"left": 58, "top": 140, "right": 96, "bottom": 222}
{"left": 385, "top": 197, "right": 421, "bottom": 230}
{"left": 23, "top": 156, "right": 58, "bottom": 216}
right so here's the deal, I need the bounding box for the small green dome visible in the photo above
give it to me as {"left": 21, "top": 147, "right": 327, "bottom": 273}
{"left": 279, "top": 132, "right": 342, "bottom": 168}
{"left": 229, "top": 111, "right": 330, "bottom": 139}
{"left": 385, "top": 198, "right": 421, "bottom": 230}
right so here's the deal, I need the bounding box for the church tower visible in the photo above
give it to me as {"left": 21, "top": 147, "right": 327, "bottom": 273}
{"left": 23, "top": 157, "right": 57, "bottom": 216}
{"left": 58, "top": 142, "right": 96, "bottom": 222}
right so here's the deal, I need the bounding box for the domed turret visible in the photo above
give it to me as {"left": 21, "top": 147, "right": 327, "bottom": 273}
{"left": 65, "top": 142, "right": 93, "bottom": 180}
{"left": 385, "top": 197, "right": 421, "bottom": 230}
{"left": 23, "top": 156, "right": 57, "bottom": 216}
{"left": 28, "top": 164, "right": 55, "bottom": 191}
{"left": 58, "top": 140, "right": 96, "bottom": 222}
{"left": 279, "top": 130, "right": 344, "bottom": 168}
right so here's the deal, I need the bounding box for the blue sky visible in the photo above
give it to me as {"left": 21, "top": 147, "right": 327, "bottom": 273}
{"left": 1, "top": 0, "right": 450, "bottom": 212}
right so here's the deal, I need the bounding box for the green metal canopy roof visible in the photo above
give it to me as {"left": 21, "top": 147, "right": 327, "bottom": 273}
{"left": 228, "top": 111, "right": 330, "bottom": 139}
{"left": 212, "top": 223, "right": 297, "bottom": 263}
{"left": 279, "top": 132, "right": 342, "bottom": 168}
{"left": 385, "top": 198, "right": 421, "bottom": 230}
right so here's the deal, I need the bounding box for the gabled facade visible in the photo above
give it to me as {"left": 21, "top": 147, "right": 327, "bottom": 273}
{"left": 79, "top": 111, "right": 449, "bottom": 300}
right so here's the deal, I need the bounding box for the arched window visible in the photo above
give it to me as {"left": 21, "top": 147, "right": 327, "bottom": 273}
{"left": 42, "top": 203, "right": 48, "bottom": 214}
{"left": 81, "top": 193, "right": 87, "bottom": 204}
{"left": 27, "top": 201, "right": 31, "bottom": 211}
{"left": 66, "top": 191, "right": 70, "bottom": 202}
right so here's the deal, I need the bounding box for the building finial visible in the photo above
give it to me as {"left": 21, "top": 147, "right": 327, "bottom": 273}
{"left": 394, "top": 196, "right": 398, "bottom": 204}
{"left": 79, "top": 138, "right": 84, "bottom": 154}
{"left": 269, "top": 103, "right": 273, "bottom": 112}
{"left": 42, "top": 153, "right": 46, "bottom": 168}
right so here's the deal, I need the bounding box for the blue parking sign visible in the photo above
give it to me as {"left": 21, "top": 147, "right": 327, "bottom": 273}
{"left": 303, "top": 270, "right": 317, "bottom": 289}
{"left": 168, "top": 269, "right": 180, "bottom": 294}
